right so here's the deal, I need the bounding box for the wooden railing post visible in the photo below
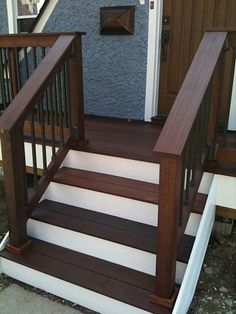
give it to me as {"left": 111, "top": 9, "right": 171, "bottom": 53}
{"left": 150, "top": 155, "right": 183, "bottom": 308}
{"left": 68, "top": 34, "right": 86, "bottom": 144}
{"left": 0, "top": 126, "right": 31, "bottom": 253}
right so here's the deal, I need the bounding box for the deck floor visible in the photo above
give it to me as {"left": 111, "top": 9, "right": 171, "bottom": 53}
{"left": 79, "top": 117, "right": 162, "bottom": 163}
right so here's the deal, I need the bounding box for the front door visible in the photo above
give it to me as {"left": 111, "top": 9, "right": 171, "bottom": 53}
{"left": 158, "top": 0, "right": 236, "bottom": 118}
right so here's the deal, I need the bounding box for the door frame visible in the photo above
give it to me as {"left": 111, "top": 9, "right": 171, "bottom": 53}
{"left": 6, "top": 0, "right": 16, "bottom": 33}
{"left": 144, "top": 0, "right": 163, "bottom": 121}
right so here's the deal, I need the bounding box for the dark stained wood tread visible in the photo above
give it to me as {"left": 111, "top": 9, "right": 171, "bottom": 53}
{"left": 53, "top": 167, "right": 159, "bottom": 204}
{"left": 31, "top": 199, "right": 194, "bottom": 263}
{"left": 53, "top": 167, "right": 206, "bottom": 214}
{"left": 0, "top": 238, "right": 171, "bottom": 314}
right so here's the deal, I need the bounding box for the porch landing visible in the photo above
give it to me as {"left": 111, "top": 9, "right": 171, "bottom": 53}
{"left": 80, "top": 116, "right": 162, "bottom": 163}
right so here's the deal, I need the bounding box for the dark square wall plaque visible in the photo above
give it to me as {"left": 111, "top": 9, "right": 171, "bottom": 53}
{"left": 100, "top": 6, "right": 135, "bottom": 35}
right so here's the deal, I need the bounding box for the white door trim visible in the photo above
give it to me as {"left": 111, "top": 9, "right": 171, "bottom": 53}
{"left": 6, "top": 0, "right": 16, "bottom": 33}
{"left": 228, "top": 57, "right": 236, "bottom": 131}
{"left": 144, "top": 0, "right": 163, "bottom": 122}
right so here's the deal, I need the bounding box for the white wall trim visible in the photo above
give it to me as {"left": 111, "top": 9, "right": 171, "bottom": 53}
{"left": 144, "top": 0, "right": 163, "bottom": 121}
{"left": 228, "top": 56, "right": 236, "bottom": 131}
{"left": 6, "top": 0, "right": 16, "bottom": 33}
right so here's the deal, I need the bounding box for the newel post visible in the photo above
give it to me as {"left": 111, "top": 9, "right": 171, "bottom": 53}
{"left": 0, "top": 126, "right": 31, "bottom": 254}
{"left": 150, "top": 155, "right": 183, "bottom": 308}
{"left": 68, "top": 34, "right": 86, "bottom": 145}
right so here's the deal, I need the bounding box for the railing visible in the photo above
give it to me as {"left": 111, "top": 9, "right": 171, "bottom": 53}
{"left": 151, "top": 30, "right": 236, "bottom": 307}
{"left": 0, "top": 34, "right": 62, "bottom": 112}
{"left": 0, "top": 33, "right": 85, "bottom": 253}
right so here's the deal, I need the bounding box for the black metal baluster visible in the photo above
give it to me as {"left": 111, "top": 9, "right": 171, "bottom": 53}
{"left": 49, "top": 83, "right": 56, "bottom": 158}
{"left": 203, "top": 83, "right": 213, "bottom": 147}
{"left": 32, "top": 47, "right": 37, "bottom": 69}
{"left": 0, "top": 49, "right": 7, "bottom": 109}
{"left": 190, "top": 122, "right": 198, "bottom": 186}
{"left": 3, "top": 48, "right": 11, "bottom": 104}
{"left": 57, "top": 70, "right": 64, "bottom": 145}
{"left": 41, "top": 47, "right": 46, "bottom": 64}
{"left": 30, "top": 112, "right": 38, "bottom": 189}
{"left": 40, "top": 47, "right": 50, "bottom": 124}
{"left": 184, "top": 140, "right": 192, "bottom": 204}
{"left": 65, "top": 60, "right": 72, "bottom": 129}
{"left": 24, "top": 47, "right": 30, "bottom": 79}
{"left": 6, "top": 48, "right": 14, "bottom": 101}
{"left": 62, "top": 62, "right": 69, "bottom": 127}
{"left": 15, "top": 48, "right": 22, "bottom": 88}
{"left": 179, "top": 155, "right": 186, "bottom": 226}
{"left": 53, "top": 75, "right": 59, "bottom": 126}
{"left": 14, "top": 48, "right": 20, "bottom": 94}
{"left": 39, "top": 97, "right": 48, "bottom": 172}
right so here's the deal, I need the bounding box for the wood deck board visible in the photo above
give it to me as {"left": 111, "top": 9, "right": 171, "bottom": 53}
{"left": 53, "top": 167, "right": 159, "bottom": 204}
{"left": 0, "top": 239, "right": 171, "bottom": 314}
{"left": 80, "top": 117, "right": 162, "bottom": 163}
{"left": 31, "top": 199, "right": 194, "bottom": 263}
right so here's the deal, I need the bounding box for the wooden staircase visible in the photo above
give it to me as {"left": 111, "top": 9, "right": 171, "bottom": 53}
{"left": 0, "top": 30, "right": 236, "bottom": 313}
{"left": 0, "top": 149, "right": 205, "bottom": 314}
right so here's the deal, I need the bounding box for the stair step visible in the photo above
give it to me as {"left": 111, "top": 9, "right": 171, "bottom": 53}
{"left": 53, "top": 167, "right": 207, "bottom": 214}
{"left": 0, "top": 239, "right": 171, "bottom": 314}
{"left": 31, "top": 199, "right": 194, "bottom": 263}
{"left": 53, "top": 167, "right": 159, "bottom": 204}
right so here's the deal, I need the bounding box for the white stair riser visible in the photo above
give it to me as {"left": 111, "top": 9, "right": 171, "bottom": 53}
{"left": 42, "top": 182, "right": 201, "bottom": 236}
{"left": 42, "top": 182, "right": 158, "bottom": 226}
{"left": 61, "top": 150, "right": 215, "bottom": 194}
{"left": 0, "top": 258, "right": 151, "bottom": 314}
{"left": 27, "top": 219, "right": 186, "bottom": 284}
{"left": 62, "top": 150, "right": 160, "bottom": 184}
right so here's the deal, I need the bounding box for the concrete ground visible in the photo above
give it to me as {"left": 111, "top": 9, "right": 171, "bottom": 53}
{"left": 0, "top": 284, "right": 83, "bottom": 314}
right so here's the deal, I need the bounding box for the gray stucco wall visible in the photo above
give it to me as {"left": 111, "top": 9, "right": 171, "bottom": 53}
{"left": 0, "top": 1, "right": 8, "bottom": 33}
{"left": 44, "top": 0, "right": 149, "bottom": 120}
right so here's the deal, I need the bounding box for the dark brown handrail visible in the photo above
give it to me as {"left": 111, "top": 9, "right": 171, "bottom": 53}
{"left": 154, "top": 32, "right": 227, "bottom": 157}
{"left": 0, "top": 33, "right": 85, "bottom": 254}
{"left": 0, "top": 32, "right": 85, "bottom": 48}
{"left": 151, "top": 31, "right": 229, "bottom": 307}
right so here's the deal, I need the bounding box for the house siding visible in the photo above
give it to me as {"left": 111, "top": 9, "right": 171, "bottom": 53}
{"left": 44, "top": 0, "right": 149, "bottom": 120}
{"left": 0, "top": 1, "right": 8, "bottom": 33}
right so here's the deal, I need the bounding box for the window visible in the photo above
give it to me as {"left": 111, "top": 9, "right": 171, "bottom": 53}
{"left": 7, "top": 0, "right": 45, "bottom": 33}
{"left": 17, "top": 0, "right": 45, "bottom": 33}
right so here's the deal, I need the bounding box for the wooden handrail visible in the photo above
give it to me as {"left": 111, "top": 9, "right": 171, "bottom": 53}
{"left": 151, "top": 31, "right": 229, "bottom": 307}
{"left": 0, "top": 32, "right": 85, "bottom": 48}
{"left": 154, "top": 32, "right": 227, "bottom": 157}
{"left": 0, "top": 35, "right": 75, "bottom": 131}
